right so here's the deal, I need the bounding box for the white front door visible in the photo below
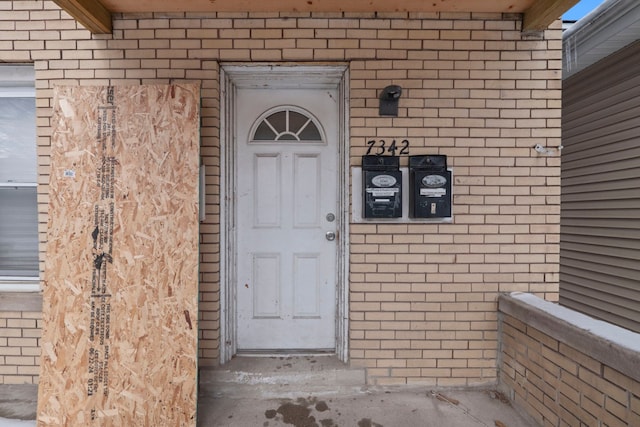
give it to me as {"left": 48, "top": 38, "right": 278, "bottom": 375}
{"left": 235, "top": 86, "right": 339, "bottom": 351}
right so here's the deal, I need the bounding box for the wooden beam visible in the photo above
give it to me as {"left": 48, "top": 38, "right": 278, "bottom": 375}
{"left": 523, "top": 0, "right": 580, "bottom": 31}
{"left": 53, "top": 0, "right": 112, "bottom": 34}
{"left": 99, "top": 0, "right": 533, "bottom": 14}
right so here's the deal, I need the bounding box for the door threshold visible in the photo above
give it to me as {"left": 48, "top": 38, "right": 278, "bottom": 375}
{"left": 200, "top": 354, "right": 365, "bottom": 398}
{"left": 235, "top": 349, "right": 336, "bottom": 358}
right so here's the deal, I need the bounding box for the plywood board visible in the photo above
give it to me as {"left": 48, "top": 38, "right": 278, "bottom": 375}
{"left": 37, "top": 84, "right": 200, "bottom": 426}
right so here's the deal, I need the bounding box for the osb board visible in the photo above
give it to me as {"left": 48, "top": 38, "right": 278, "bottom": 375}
{"left": 38, "top": 84, "right": 200, "bottom": 426}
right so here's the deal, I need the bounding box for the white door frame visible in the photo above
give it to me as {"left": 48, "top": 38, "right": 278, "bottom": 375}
{"left": 220, "top": 64, "right": 350, "bottom": 363}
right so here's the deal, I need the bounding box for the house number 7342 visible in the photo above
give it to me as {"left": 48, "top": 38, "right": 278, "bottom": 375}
{"left": 366, "top": 139, "right": 410, "bottom": 156}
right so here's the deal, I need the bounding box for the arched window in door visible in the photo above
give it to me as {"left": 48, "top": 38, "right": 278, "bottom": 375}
{"left": 250, "top": 107, "right": 324, "bottom": 143}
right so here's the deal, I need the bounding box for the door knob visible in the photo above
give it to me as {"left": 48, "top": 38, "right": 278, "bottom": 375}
{"left": 325, "top": 231, "right": 336, "bottom": 241}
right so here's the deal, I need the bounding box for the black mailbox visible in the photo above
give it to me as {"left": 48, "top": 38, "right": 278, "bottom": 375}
{"left": 362, "top": 155, "right": 402, "bottom": 218}
{"left": 409, "top": 155, "right": 452, "bottom": 219}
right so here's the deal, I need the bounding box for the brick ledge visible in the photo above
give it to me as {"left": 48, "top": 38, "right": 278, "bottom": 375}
{"left": 498, "top": 292, "right": 640, "bottom": 383}
{"left": 0, "top": 292, "right": 43, "bottom": 312}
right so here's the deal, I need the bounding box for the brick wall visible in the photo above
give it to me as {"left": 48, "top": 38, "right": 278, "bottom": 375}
{"left": 0, "top": 309, "right": 41, "bottom": 384}
{"left": 499, "top": 293, "right": 640, "bottom": 427}
{"left": 1, "top": 0, "right": 561, "bottom": 385}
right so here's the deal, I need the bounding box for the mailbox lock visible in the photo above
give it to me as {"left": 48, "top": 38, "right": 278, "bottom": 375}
{"left": 325, "top": 231, "right": 336, "bottom": 241}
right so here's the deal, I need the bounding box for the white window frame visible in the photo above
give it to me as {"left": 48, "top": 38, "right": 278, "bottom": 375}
{"left": 0, "top": 66, "right": 39, "bottom": 292}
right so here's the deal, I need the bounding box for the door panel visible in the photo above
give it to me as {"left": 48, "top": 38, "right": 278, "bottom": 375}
{"left": 293, "top": 254, "right": 321, "bottom": 318}
{"left": 254, "top": 154, "right": 281, "bottom": 227}
{"left": 236, "top": 88, "right": 339, "bottom": 351}
{"left": 293, "top": 154, "right": 321, "bottom": 227}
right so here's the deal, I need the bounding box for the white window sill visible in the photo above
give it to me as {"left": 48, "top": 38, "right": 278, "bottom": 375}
{"left": 0, "top": 278, "right": 40, "bottom": 293}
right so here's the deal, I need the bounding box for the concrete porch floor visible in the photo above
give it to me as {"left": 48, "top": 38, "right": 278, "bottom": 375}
{"left": 0, "top": 356, "right": 538, "bottom": 427}
{"left": 197, "top": 355, "right": 538, "bottom": 427}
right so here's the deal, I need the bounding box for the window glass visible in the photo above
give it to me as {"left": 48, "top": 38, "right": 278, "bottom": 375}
{"left": 297, "top": 121, "right": 322, "bottom": 141}
{"left": 265, "top": 111, "right": 287, "bottom": 134}
{"left": 288, "top": 111, "right": 309, "bottom": 133}
{"left": 0, "top": 68, "right": 38, "bottom": 280}
{"left": 0, "top": 97, "right": 37, "bottom": 183}
{"left": 0, "top": 187, "right": 38, "bottom": 276}
{"left": 253, "top": 121, "right": 277, "bottom": 140}
{"left": 251, "top": 107, "right": 323, "bottom": 143}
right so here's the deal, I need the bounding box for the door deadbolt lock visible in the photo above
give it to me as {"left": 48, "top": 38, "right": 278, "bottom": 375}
{"left": 326, "top": 213, "right": 336, "bottom": 222}
{"left": 325, "top": 231, "right": 336, "bottom": 241}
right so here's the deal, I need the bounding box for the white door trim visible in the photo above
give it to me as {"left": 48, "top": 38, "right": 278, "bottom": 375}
{"left": 220, "top": 64, "right": 350, "bottom": 363}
